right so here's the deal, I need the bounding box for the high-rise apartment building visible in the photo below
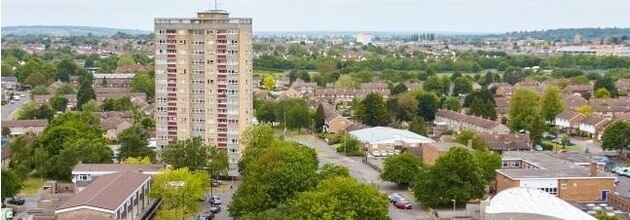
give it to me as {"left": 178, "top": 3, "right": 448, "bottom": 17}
{"left": 154, "top": 10, "right": 253, "bottom": 176}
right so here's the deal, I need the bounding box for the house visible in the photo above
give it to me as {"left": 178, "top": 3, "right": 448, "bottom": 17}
{"left": 1, "top": 119, "right": 49, "bottom": 136}
{"left": 404, "top": 82, "right": 424, "bottom": 91}
{"left": 101, "top": 118, "right": 134, "bottom": 140}
{"left": 71, "top": 163, "right": 162, "bottom": 191}
{"left": 477, "top": 132, "right": 531, "bottom": 152}
{"left": 47, "top": 80, "right": 64, "bottom": 93}
{"left": 116, "top": 64, "right": 148, "bottom": 73}
{"left": 287, "top": 79, "right": 317, "bottom": 98}
{"left": 1, "top": 146, "right": 11, "bottom": 167}
{"left": 1, "top": 77, "right": 18, "bottom": 90}
{"left": 578, "top": 116, "right": 612, "bottom": 141}
{"left": 435, "top": 109, "right": 468, "bottom": 132}
{"left": 485, "top": 187, "right": 597, "bottom": 220}
{"left": 421, "top": 142, "right": 468, "bottom": 165}
{"left": 93, "top": 73, "right": 135, "bottom": 88}
{"left": 319, "top": 102, "right": 352, "bottom": 134}
{"left": 489, "top": 83, "right": 513, "bottom": 97}
{"left": 494, "top": 97, "right": 509, "bottom": 120}
{"left": 70, "top": 76, "right": 81, "bottom": 87}
{"left": 591, "top": 97, "right": 630, "bottom": 118}
{"left": 564, "top": 84, "right": 593, "bottom": 96}
{"left": 94, "top": 111, "right": 135, "bottom": 120}
{"left": 555, "top": 110, "right": 586, "bottom": 134}
{"left": 95, "top": 87, "right": 132, "bottom": 96}
{"left": 56, "top": 171, "right": 152, "bottom": 220}
{"left": 349, "top": 126, "right": 434, "bottom": 153}
{"left": 33, "top": 94, "right": 78, "bottom": 108}
{"left": 97, "top": 93, "right": 147, "bottom": 103}
{"left": 564, "top": 94, "right": 588, "bottom": 110}
{"left": 617, "top": 79, "right": 630, "bottom": 96}
{"left": 435, "top": 109, "right": 509, "bottom": 134}
{"left": 496, "top": 151, "right": 616, "bottom": 202}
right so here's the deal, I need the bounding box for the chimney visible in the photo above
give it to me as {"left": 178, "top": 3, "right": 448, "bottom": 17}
{"left": 589, "top": 161, "right": 598, "bottom": 177}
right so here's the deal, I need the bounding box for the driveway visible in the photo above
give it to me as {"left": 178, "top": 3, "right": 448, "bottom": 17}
{"left": 288, "top": 134, "right": 433, "bottom": 220}
{"left": 1, "top": 91, "right": 29, "bottom": 120}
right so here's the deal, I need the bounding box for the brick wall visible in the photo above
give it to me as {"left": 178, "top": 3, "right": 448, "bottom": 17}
{"left": 608, "top": 193, "right": 630, "bottom": 213}
{"left": 422, "top": 145, "right": 443, "bottom": 166}
{"left": 56, "top": 208, "right": 112, "bottom": 219}
{"left": 558, "top": 178, "right": 615, "bottom": 202}
{"left": 495, "top": 173, "right": 519, "bottom": 193}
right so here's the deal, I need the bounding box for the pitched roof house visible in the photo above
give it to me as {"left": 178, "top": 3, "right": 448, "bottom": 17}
{"left": 435, "top": 109, "right": 509, "bottom": 134}
{"left": 1, "top": 119, "right": 49, "bottom": 136}
{"left": 477, "top": 132, "right": 531, "bottom": 152}
{"left": 554, "top": 110, "right": 587, "bottom": 134}
{"left": 578, "top": 116, "right": 612, "bottom": 140}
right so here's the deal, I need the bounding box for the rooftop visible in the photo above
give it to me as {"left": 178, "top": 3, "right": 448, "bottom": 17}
{"left": 72, "top": 163, "right": 163, "bottom": 174}
{"left": 425, "top": 142, "right": 467, "bottom": 152}
{"left": 499, "top": 151, "right": 614, "bottom": 179}
{"left": 485, "top": 187, "right": 596, "bottom": 220}
{"left": 93, "top": 73, "right": 135, "bottom": 79}
{"left": 349, "top": 126, "right": 434, "bottom": 145}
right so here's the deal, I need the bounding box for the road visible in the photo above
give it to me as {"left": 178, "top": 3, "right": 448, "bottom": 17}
{"left": 288, "top": 134, "right": 433, "bottom": 220}
{"left": 1, "top": 91, "right": 29, "bottom": 120}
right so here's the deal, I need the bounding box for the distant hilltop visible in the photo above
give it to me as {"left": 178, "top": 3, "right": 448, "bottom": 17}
{"left": 1, "top": 25, "right": 152, "bottom": 36}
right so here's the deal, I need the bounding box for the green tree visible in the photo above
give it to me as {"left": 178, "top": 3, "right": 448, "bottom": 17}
{"left": 540, "top": 86, "right": 565, "bottom": 123}
{"left": 355, "top": 92, "right": 389, "bottom": 126}
{"left": 131, "top": 74, "right": 155, "bottom": 99}
{"left": 334, "top": 74, "right": 358, "bottom": 89}
{"left": 336, "top": 136, "right": 360, "bottom": 155}
{"left": 468, "top": 98, "right": 497, "bottom": 120}
{"left": 288, "top": 69, "right": 298, "bottom": 84}
{"left": 30, "top": 85, "right": 50, "bottom": 99}
{"left": 117, "top": 124, "right": 155, "bottom": 162}
{"left": 380, "top": 153, "right": 424, "bottom": 188}
{"left": 595, "top": 88, "right": 611, "bottom": 98}
{"left": 318, "top": 164, "right": 350, "bottom": 181}
{"left": 24, "top": 72, "right": 49, "bottom": 87}
{"left": 151, "top": 168, "right": 209, "bottom": 219}
{"left": 408, "top": 117, "right": 427, "bottom": 136}
{"left": 2, "top": 127, "right": 10, "bottom": 137}
{"left": 316, "top": 59, "right": 337, "bottom": 74}
{"left": 263, "top": 74, "right": 276, "bottom": 90}
{"left": 207, "top": 147, "right": 229, "bottom": 177}
{"left": 286, "top": 177, "right": 389, "bottom": 220}
{"left": 161, "top": 137, "right": 209, "bottom": 171}
{"left": 595, "top": 210, "right": 621, "bottom": 220}
{"left": 123, "top": 156, "right": 152, "bottom": 164}
{"left": 299, "top": 70, "right": 311, "bottom": 82}
{"left": 503, "top": 67, "right": 526, "bottom": 85}
{"left": 391, "top": 83, "right": 409, "bottom": 95}
{"left": 314, "top": 104, "right": 326, "bottom": 133}
{"left": 601, "top": 121, "right": 630, "bottom": 155}
{"left": 443, "top": 97, "right": 461, "bottom": 112}
{"left": 417, "top": 92, "right": 440, "bottom": 121}
{"left": 286, "top": 102, "right": 312, "bottom": 133}
{"left": 594, "top": 76, "right": 618, "bottom": 97}
{"left": 530, "top": 111, "right": 545, "bottom": 145}
{"left": 56, "top": 58, "right": 78, "bottom": 82}
{"left": 117, "top": 54, "right": 136, "bottom": 67}
{"left": 238, "top": 125, "right": 277, "bottom": 173}
{"left": 80, "top": 100, "right": 101, "bottom": 112}
{"left": 1, "top": 169, "right": 24, "bottom": 201}
{"left": 454, "top": 130, "right": 488, "bottom": 151}
{"left": 46, "top": 138, "right": 112, "bottom": 180}
{"left": 508, "top": 88, "right": 540, "bottom": 132}
{"left": 472, "top": 151, "right": 502, "bottom": 184}
{"left": 423, "top": 75, "right": 444, "bottom": 95}
{"left": 413, "top": 147, "right": 486, "bottom": 207}
{"left": 49, "top": 94, "right": 68, "bottom": 112}
{"left": 453, "top": 77, "right": 473, "bottom": 96}
{"left": 55, "top": 83, "right": 75, "bottom": 94}
{"left": 76, "top": 73, "right": 96, "bottom": 110}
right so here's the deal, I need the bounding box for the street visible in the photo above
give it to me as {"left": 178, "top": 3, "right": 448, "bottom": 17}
{"left": 1, "top": 91, "right": 29, "bottom": 120}
{"left": 199, "top": 183, "right": 237, "bottom": 220}
{"left": 287, "top": 134, "right": 433, "bottom": 220}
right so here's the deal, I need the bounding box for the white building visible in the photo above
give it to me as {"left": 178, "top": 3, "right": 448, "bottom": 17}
{"left": 356, "top": 33, "right": 373, "bottom": 45}
{"left": 349, "top": 126, "right": 434, "bottom": 149}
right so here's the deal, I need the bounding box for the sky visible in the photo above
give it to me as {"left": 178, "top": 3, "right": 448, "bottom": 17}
{"left": 2, "top": 0, "right": 630, "bottom": 33}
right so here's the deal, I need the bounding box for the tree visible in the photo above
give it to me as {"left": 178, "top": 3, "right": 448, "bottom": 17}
{"left": 46, "top": 138, "right": 112, "bottom": 180}
{"left": 49, "top": 94, "right": 69, "bottom": 112}
{"left": 288, "top": 69, "right": 298, "bottom": 84}
{"left": 123, "top": 156, "right": 152, "bottom": 164}
{"left": 56, "top": 83, "right": 75, "bottom": 94}
{"left": 601, "top": 121, "right": 630, "bottom": 155}
{"left": 314, "top": 104, "right": 326, "bottom": 133}
{"left": 472, "top": 151, "right": 502, "bottom": 184}
{"left": 56, "top": 58, "right": 78, "bottom": 82}
{"left": 263, "top": 74, "right": 276, "bottom": 90}
{"left": 238, "top": 125, "right": 277, "bottom": 173}
{"left": 508, "top": 88, "right": 540, "bottom": 132}
{"left": 388, "top": 92, "right": 418, "bottom": 122}
{"left": 391, "top": 83, "right": 408, "bottom": 95}
{"left": 286, "top": 177, "right": 389, "bottom": 220}
{"left": 316, "top": 59, "right": 337, "bottom": 74}
{"left": 463, "top": 88, "right": 495, "bottom": 107}
{"left": 117, "top": 54, "right": 136, "bottom": 67}
{"left": 229, "top": 142, "right": 318, "bottom": 217}
{"left": 530, "top": 111, "right": 545, "bottom": 145}
{"left": 286, "top": 101, "right": 311, "bottom": 133}
{"left": 595, "top": 210, "right": 621, "bottom": 220}
{"left": 454, "top": 130, "right": 487, "bottom": 151}
{"left": 540, "top": 86, "right": 565, "bottom": 123}
{"left": 207, "top": 146, "right": 229, "bottom": 177}
{"left": 503, "top": 67, "right": 526, "bottom": 85}
{"left": 2, "top": 127, "right": 10, "bottom": 137}
{"left": 24, "top": 72, "right": 48, "bottom": 87}
{"left": 161, "top": 137, "right": 209, "bottom": 171}
{"left": 595, "top": 88, "right": 611, "bottom": 98}
{"left": 380, "top": 153, "right": 424, "bottom": 188}
{"left": 81, "top": 100, "right": 101, "bottom": 112}
{"left": 254, "top": 100, "right": 277, "bottom": 124}
{"left": 318, "top": 164, "right": 350, "bottom": 181}
{"left": 117, "top": 124, "right": 155, "bottom": 162}
{"left": 336, "top": 136, "right": 360, "bottom": 155}
{"left": 575, "top": 104, "right": 594, "bottom": 115}
{"left": 30, "top": 85, "right": 50, "bottom": 99}
{"left": 1, "top": 169, "right": 24, "bottom": 201}
{"left": 299, "top": 70, "right": 311, "bottom": 82}
{"left": 131, "top": 74, "right": 155, "bottom": 99}
{"left": 151, "top": 168, "right": 209, "bottom": 219}
{"left": 424, "top": 75, "right": 445, "bottom": 95}
{"left": 334, "top": 74, "right": 358, "bottom": 89}
{"left": 452, "top": 77, "right": 473, "bottom": 96}
{"left": 413, "top": 147, "right": 486, "bottom": 207}
{"left": 443, "top": 97, "right": 461, "bottom": 112}
{"left": 76, "top": 73, "right": 96, "bottom": 110}
{"left": 417, "top": 92, "right": 439, "bottom": 121}
{"left": 594, "top": 76, "right": 618, "bottom": 97}
{"left": 408, "top": 117, "right": 427, "bottom": 136}
{"left": 355, "top": 92, "right": 389, "bottom": 126}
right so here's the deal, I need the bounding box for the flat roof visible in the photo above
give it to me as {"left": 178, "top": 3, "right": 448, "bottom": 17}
{"left": 485, "top": 187, "right": 596, "bottom": 220}
{"left": 349, "top": 126, "right": 434, "bottom": 145}
{"left": 425, "top": 142, "right": 468, "bottom": 152}
{"left": 498, "top": 151, "right": 614, "bottom": 179}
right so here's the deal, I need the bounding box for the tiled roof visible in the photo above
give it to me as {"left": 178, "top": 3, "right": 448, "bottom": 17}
{"left": 72, "top": 163, "right": 163, "bottom": 173}
{"left": 477, "top": 132, "right": 530, "bottom": 151}
{"left": 579, "top": 116, "right": 610, "bottom": 126}
{"left": 94, "top": 111, "right": 134, "bottom": 119}
{"left": 462, "top": 116, "right": 503, "bottom": 129}
{"left": 57, "top": 171, "right": 150, "bottom": 211}
{"left": 436, "top": 109, "right": 467, "bottom": 122}
{"left": 1, "top": 119, "right": 49, "bottom": 128}
{"left": 563, "top": 95, "right": 588, "bottom": 109}
{"left": 556, "top": 110, "right": 586, "bottom": 122}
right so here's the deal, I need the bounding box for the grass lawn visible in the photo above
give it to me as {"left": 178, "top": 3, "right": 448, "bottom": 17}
{"left": 20, "top": 177, "right": 44, "bottom": 196}
{"left": 544, "top": 141, "right": 582, "bottom": 153}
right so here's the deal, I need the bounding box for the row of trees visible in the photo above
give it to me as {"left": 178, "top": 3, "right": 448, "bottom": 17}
{"left": 254, "top": 98, "right": 312, "bottom": 132}
{"left": 508, "top": 87, "right": 564, "bottom": 145}
{"left": 228, "top": 126, "right": 389, "bottom": 219}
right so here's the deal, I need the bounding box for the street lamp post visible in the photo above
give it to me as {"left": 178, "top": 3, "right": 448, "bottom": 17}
{"left": 451, "top": 199, "right": 456, "bottom": 216}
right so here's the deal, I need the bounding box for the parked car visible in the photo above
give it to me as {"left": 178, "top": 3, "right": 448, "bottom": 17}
{"left": 211, "top": 179, "right": 221, "bottom": 187}
{"left": 388, "top": 193, "right": 402, "bottom": 203}
{"left": 6, "top": 197, "right": 25, "bottom": 205}
{"left": 372, "top": 151, "right": 382, "bottom": 157}
{"left": 534, "top": 145, "right": 543, "bottom": 151}
{"left": 210, "top": 204, "right": 222, "bottom": 213}
{"left": 394, "top": 201, "right": 412, "bottom": 209}
{"left": 210, "top": 196, "right": 222, "bottom": 205}
{"left": 197, "top": 212, "right": 215, "bottom": 220}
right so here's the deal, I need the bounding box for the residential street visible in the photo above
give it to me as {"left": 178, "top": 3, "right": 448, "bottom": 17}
{"left": 287, "top": 134, "right": 433, "bottom": 220}
{"left": 1, "top": 91, "right": 29, "bottom": 120}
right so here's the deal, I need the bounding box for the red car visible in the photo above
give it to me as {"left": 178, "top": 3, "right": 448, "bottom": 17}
{"left": 394, "top": 201, "right": 412, "bottom": 209}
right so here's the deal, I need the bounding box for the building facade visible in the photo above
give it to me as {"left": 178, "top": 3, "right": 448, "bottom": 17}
{"left": 155, "top": 10, "right": 253, "bottom": 176}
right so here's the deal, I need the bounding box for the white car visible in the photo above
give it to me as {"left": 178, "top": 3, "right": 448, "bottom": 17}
{"left": 394, "top": 150, "right": 401, "bottom": 155}
{"left": 386, "top": 150, "right": 395, "bottom": 156}
{"left": 372, "top": 151, "right": 382, "bottom": 157}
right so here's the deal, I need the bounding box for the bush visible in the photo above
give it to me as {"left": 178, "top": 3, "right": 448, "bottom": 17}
{"left": 441, "top": 130, "right": 454, "bottom": 135}
{"left": 328, "top": 135, "right": 343, "bottom": 145}
{"left": 541, "top": 142, "right": 554, "bottom": 151}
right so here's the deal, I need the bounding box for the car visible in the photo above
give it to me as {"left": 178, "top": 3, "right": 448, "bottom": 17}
{"left": 386, "top": 150, "right": 395, "bottom": 156}
{"left": 388, "top": 193, "right": 402, "bottom": 203}
{"left": 372, "top": 151, "right": 381, "bottom": 157}
{"left": 593, "top": 156, "right": 609, "bottom": 164}
{"left": 394, "top": 150, "right": 401, "bottom": 155}
{"left": 620, "top": 169, "right": 630, "bottom": 177}
{"left": 534, "top": 145, "right": 543, "bottom": 151}
{"left": 210, "top": 196, "right": 222, "bottom": 205}
{"left": 211, "top": 179, "right": 221, "bottom": 187}
{"left": 210, "top": 204, "right": 222, "bottom": 213}
{"left": 197, "top": 212, "right": 215, "bottom": 220}
{"left": 6, "top": 197, "right": 25, "bottom": 205}
{"left": 394, "top": 201, "right": 412, "bottom": 209}
{"left": 20, "top": 94, "right": 25, "bottom": 97}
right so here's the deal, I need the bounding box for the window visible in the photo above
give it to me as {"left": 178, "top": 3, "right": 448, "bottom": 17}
{"left": 561, "top": 184, "right": 567, "bottom": 189}
{"left": 512, "top": 161, "right": 521, "bottom": 168}
{"left": 501, "top": 161, "right": 508, "bottom": 168}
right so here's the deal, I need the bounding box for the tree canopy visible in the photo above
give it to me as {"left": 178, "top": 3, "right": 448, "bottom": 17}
{"left": 380, "top": 153, "right": 424, "bottom": 188}
{"left": 601, "top": 121, "right": 630, "bottom": 155}
{"left": 151, "top": 168, "right": 209, "bottom": 219}
{"left": 355, "top": 92, "right": 389, "bottom": 126}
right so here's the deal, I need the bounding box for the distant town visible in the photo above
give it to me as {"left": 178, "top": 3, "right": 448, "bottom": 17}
{"left": 1, "top": 13, "right": 630, "bottom": 220}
